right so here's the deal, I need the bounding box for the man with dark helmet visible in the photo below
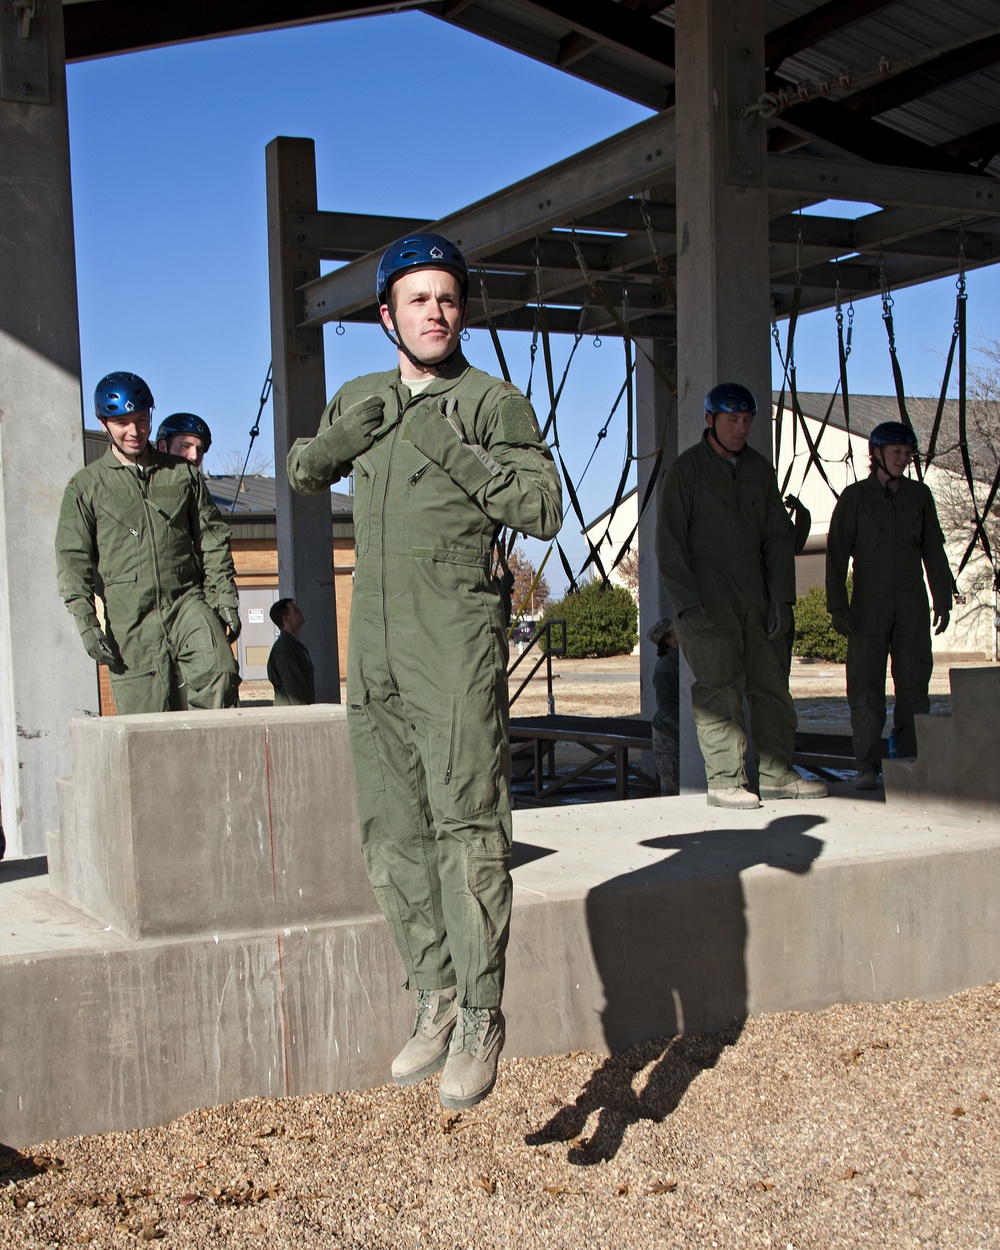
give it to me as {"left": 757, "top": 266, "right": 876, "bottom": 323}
{"left": 55, "top": 371, "right": 241, "bottom": 713}
{"left": 656, "top": 382, "right": 827, "bottom": 809}
{"left": 287, "top": 234, "right": 562, "bottom": 1110}
{"left": 156, "top": 412, "right": 212, "bottom": 469}
{"left": 826, "top": 421, "right": 953, "bottom": 789}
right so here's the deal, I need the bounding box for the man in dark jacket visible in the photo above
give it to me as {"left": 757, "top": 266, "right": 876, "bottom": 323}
{"left": 267, "top": 598, "right": 315, "bottom": 706}
{"left": 656, "top": 383, "right": 826, "bottom": 810}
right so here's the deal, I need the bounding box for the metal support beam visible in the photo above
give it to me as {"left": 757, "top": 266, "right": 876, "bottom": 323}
{"left": 768, "top": 153, "right": 1000, "bottom": 214}
{"left": 300, "top": 109, "right": 678, "bottom": 325}
{"left": 266, "top": 137, "right": 340, "bottom": 702}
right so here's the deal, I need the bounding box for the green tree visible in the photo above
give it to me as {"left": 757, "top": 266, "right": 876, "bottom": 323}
{"left": 541, "top": 578, "right": 638, "bottom": 658}
{"left": 793, "top": 581, "right": 848, "bottom": 663}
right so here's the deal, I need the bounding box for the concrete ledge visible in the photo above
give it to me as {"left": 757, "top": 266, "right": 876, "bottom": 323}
{"left": 5, "top": 791, "right": 1000, "bottom": 1147}
{"left": 46, "top": 706, "right": 376, "bottom": 938}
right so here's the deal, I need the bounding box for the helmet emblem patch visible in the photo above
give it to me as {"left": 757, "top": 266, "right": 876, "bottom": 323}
{"left": 429, "top": 246, "right": 444, "bottom": 259}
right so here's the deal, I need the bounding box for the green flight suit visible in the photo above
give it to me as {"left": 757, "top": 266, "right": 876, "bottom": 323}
{"left": 288, "top": 355, "right": 562, "bottom": 1008}
{"left": 655, "top": 432, "right": 798, "bottom": 791}
{"left": 268, "top": 631, "right": 315, "bottom": 705}
{"left": 56, "top": 447, "right": 241, "bottom": 715}
{"left": 826, "top": 472, "right": 953, "bottom": 768}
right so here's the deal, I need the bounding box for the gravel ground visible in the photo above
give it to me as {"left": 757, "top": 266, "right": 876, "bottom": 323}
{"left": 3, "top": 982, "right": 998, "bottom": 1248}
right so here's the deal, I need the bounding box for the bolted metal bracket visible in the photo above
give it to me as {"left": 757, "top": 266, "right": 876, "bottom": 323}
{"left": 724, "top": 40, "right": 763, "bottom": 188}
{"left": 1, "top": 0, "right": 50, "bottom": 104}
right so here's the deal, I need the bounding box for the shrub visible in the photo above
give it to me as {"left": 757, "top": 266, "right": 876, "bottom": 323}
{"left": 540, "top": 579, "right": 638, "bottom": 658}
{"left": 793, "top": 582, "right": 848, "bottom": 663}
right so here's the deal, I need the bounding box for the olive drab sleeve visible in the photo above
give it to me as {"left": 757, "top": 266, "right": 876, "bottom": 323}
{"left": 655, "top": 463, "right": 702, "bottom": 617}
{"left": 55, "top": 477, "right": 101, "bottom": 635}
{"left": 189, "top": 470, "right": 239, "bottom": 611}
{"left": 476, "top": 389, "right": 563, "bottom": 541}
{"left": 920, "top": 492, "right": 954, "bottom": 614}
{"left": 761, "top": 474, "right": 797, "bottom": 606}
{"left": 825, "top": 492, "right": 857, "bottom": 615}
{"left": 407, "top": 384, "right": 561, "bottom": 541}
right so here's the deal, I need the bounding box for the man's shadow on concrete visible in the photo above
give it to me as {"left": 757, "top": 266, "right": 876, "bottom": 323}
{"left": 526, "top": 813, "right": 825, "bottom": 1165}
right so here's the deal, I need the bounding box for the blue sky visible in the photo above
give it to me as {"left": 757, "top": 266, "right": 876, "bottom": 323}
{"left": 66, "top": 10, "right": 1000, "bottom": 589}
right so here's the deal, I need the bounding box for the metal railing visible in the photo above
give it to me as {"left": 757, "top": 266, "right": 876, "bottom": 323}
{"left": 508, "top": 619, "right": 565, "bottom": 713}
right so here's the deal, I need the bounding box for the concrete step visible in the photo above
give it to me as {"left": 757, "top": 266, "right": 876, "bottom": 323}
{"left": 4, "top": 785, "right": 1000, "bottom": 1148}
{"left": 884, "top": 665, "right": 1000, "bottom": 814}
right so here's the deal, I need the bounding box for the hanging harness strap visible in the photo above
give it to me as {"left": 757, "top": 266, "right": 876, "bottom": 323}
{"left": 571, "top": 230, "right": 677, "bottom": 400}
{"left": 477, "top": 267, "right": 512, "bottom": 384}
{"left": 230, "top": 362, "right": 273, "bottom": 516}
{"left": 606, "top": 448, "right": 664, "bottom": 576}
{"left": 557, "top": 447, "right": 610, "bottom": 585}
{"left": 835, "top": 284, "right": 856, "bottom": 481}
{"left": 880, "top": 268, "right": 923, "bottom": 483}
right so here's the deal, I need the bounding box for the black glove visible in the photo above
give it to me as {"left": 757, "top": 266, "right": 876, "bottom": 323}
{"left": 679, "top": 604, "right": 713, "bottom": 633}
{"left": 767, "top": 601, "right": 793, "bottom": 641}
{"left": 218, "top": 605, "right": 242, "bottom": 643}
{"left": 830, "top": 609, "right": 851, "bottom": 637}
{"left": 933, "top": 608, "right": 950, "bottom": 635}
{"left": 82, "top": 621, "right": 126, "bottom": 674}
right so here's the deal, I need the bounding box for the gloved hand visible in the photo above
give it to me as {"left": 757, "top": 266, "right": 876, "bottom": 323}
{"left": 218, "top": 605, "right": 241, "bottom": 643}
{"left": 830, "top": 608, "right": 851, "bottom": 637}
{"left": 82, "top": 620, "right": 126, "bottom": 674}
{"left": 784, "top": 494, "right": 801, "bottom": 511}
{"left": 289, "top": 396, "right": 385, "bottom": 491}
{"left": 767, "top": 601, "right": 793, "bottom": 641}
{"left": 933, "top": 608, "right": 950, "bottom": 635}
{"left": 406, "top": 398, "right": 502, "bottom": 497}
{"left": 679, "top": 604, "right": 713, "bottom": 633}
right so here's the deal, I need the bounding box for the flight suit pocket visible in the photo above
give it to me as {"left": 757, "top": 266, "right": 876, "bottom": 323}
{"left": 437, "top": 690, "right": 502, "bottom": 818}
{"left": 347, "top": 695, "right": 386, "bottom": 793}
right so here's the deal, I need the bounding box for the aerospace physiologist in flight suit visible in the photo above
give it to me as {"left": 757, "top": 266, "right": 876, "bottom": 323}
{"left": 826, "top": 420, "right": 954, "bottom": 790}
{"left": 287, "top": 234, "right": 563, "bottom": 1111}
{"left": 56, "top": 371, "right": 241, "bottom": 714}
{"left": 656, "top": 383, "right": 827, "bottom": 810}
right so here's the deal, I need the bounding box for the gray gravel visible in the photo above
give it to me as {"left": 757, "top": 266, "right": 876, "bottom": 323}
{"left": 3, "top": 982, "right": 998, "bottom": 1248}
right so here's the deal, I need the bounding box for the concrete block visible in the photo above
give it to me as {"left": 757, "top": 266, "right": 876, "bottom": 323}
{"left": 5, "top": 795, "right": 1000, "bottom": 1147}
{"left": 885, "top": 666, "right": 1000, "bottom": 815}
{"left": 46, "top": 706, "right": 377, "bottom": 938}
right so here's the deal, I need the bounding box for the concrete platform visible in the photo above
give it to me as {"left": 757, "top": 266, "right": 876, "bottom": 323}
{"left": 4, "top": 775, "right": 1000, "bottom": 1148}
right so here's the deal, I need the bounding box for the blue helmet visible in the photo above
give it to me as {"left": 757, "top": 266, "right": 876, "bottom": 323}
{"left": 156, "top": 412, "right": 212, "bottom": 452}
{"left": 376, "top": 233, "right": 469, "bottom": 304}
{"left": 95, "top": 372, "right": 154, "bottom": 420}
{"left": 870, "top": 421, "right": 918, "bottom": 452}
{"left": 705, "top": 383, "right": 758, "bottom": 416}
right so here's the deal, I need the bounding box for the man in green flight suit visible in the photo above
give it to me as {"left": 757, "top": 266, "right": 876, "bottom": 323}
{"left": 656, "top": 383, "right": 827, "bottom": 810}
{"left": 267, "top": 598, "right": 315, "bottom": 706}
{"left": 826, "top": 421, "right": 954, "bottom": 790}
{"left": 287, "top": 234, "right": 562, "bottom": 1110}
{"left": 56, "top": 371, "right": 241, "bottom": 715}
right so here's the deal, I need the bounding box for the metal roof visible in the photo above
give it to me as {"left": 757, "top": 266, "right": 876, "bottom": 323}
{"left": 62, "top": 1, "right": 1000, "bottom": 341}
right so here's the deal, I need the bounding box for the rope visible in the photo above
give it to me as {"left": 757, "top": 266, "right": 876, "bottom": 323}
{"left": 229, "top": 362, "right": 272, "bottom": 517}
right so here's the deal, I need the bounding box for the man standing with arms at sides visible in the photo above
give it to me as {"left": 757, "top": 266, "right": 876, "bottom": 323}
{"left": 56, "top": 372, "right": 241, "bottom": 714}
{"left": 155, "top": 412, "right": 213, "bottom": 470}
{"left": 826, "top": 422, "right": 953, "bottom": 790}
{"left": 267, "top": 598, "right": 315, "bottom": 706}
{"left": 656, "top": 383, "right": 827, "bottom": 810}
{"left": 288, "top": 234, "right": 562, "bottom": 1110}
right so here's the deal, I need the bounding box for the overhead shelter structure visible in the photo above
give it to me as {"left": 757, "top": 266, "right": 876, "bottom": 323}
{"left": 4, "top": 1, "right": 1000, "bottom": 852}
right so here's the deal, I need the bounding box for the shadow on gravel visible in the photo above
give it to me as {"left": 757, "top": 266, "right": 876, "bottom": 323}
{"left": 0, "top": 1142, "right": 62, "bottom": 1183}
{"left": 526, "top": 814, "right": 825, "bottom": 1164}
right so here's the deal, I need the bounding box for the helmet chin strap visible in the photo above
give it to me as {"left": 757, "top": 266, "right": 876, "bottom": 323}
{"left": 101, "top": 416, "right": 149, "bottom": 465}
{"left": 381, "top": 303, "right": 465, "bottom": 375}
{"left": 708, "top": 414, "right": 744, "bottom": 457}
